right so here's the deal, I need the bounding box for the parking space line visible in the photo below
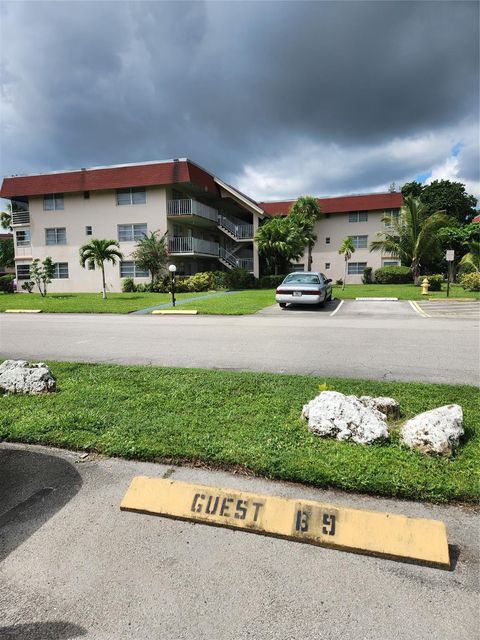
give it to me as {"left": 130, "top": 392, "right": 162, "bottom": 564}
{"left": 330, "top": 299, "right": 344, "bottom": 316}
{"left": 409, "top": 300, "right": 429, "bottom": 318}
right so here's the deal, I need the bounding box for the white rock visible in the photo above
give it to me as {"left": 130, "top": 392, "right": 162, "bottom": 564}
{"left": 0, "top": 359, "right": 56, "bottom": 395}
{"left": 302, "top": 391, "right": 389, "bottom": 444}
{"left": 401, "top": 405, "right": 464, "bottom": 456}
{"left": 359, "top": 396, "right": 401, "bottom": 419}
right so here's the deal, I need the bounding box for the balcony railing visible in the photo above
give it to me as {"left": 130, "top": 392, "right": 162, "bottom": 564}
{"left": 218, "top": 248, "right": 254, "bottom": 272}
{"left": 167, "top": 199, "right": 218, "bottom": 223}
{"left": 217, "top": 215, "right": 253, "bottom": 240}
{"left": 12, "top": 211, "right": 30, "bottom": 226}
{"left": 15, "top": 246, "right": 33, "bottom": 257}
{"left": 169, "top": 237, "right": 219, "bottom": 256}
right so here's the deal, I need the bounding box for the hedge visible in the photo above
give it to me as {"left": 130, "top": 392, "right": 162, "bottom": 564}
{"left": 374, "top": 266, "right": 412, "bottom": 284}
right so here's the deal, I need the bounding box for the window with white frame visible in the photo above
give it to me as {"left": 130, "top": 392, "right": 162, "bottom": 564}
{"left": 120, "top": 261, "right": 149, "bottom": 278}
{"left": 325, "top": 237, "right": 330, "bottom": 244}
{"left": 347, "top": 262, "right": 367, "bottom": 275}
{"left": 348, "top": 211, "right": 368, "bottom": 222}
{"left": 325, "top": 262, "right": 330, "bottom": 270}
{"left": 52, "top": 263, "right": 69, "bottom": 279}
{"left": 289, "top": 264, "right": 305, "bottom": 272}
{"left": 116, "top": 187, "right": 146, "bottom": 205}
{"left": 85, "top": 226, "right": 92, "bottom": 236}
{"left": 384, "top": 209, "right": 401, "bottom": 227}
{"left": 118, "top": 223, "right": 147, "bottom": 242}
{"left": 15, "top": 229, "right": 31, "bottom": 246}
{"left": 16, "top": 264, "right": 31, "bottom": 280}
{"left": 349, "top": 235, "right": 368, "bottom": 249}
{"left": 383, "top": 260, "right": 400, "bottom": 267}
{"left": 43, "top": 193, "right": 64, "bottom": 211}
{"left": 45, "top": 227, "right": 67, "bottom": 245}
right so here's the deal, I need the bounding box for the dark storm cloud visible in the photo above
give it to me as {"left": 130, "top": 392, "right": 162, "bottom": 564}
{"left": 1, "top": 1, "right": 478, "bottom": 199}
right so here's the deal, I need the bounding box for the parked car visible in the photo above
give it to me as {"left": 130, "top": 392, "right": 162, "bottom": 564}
{"left": 275, "top": 272, "right": 332, "bottom": 308}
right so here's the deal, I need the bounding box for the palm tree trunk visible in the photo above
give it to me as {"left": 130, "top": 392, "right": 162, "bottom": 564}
{"left": 101, "top": 264, "right": 107, "bottom": 299}
{"left": 342, "top": 257, "right": 347, "bottom": 290}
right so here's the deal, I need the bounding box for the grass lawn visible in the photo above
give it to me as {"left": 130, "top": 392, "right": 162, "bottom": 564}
{"left": 333, "top": 283, "right": 480, "bottom": 300}
{"left": 174, "top": 289, "right": 277, "bottom": 314}
{"left": 0, "top": 291, "right": 206, "bottom": 314}
{"left": 1, "top": 362, "right": 478, "bottom": 503}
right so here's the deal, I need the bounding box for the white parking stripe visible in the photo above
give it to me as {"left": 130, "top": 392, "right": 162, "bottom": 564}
{"left": 330, "top": 299, "right": 344, "bottom": 316}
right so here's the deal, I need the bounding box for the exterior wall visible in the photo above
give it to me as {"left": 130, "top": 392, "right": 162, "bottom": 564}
{"left": 293, "top": 210, "right": 399, "bottom": 282}
{"left": 17, "top": 187, "right": 167, "bottom": 292}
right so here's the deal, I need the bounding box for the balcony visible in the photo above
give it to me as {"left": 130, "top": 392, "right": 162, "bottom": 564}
{"left": 217, "top": 215, "right": 253, "bottom": 240}
{"left": 218, "top": 247, "right": 254, "bottom": 272}
{"left": 167, "top": 199, "right": 218, "bottom": 223}
{"left": 169, "top": 237, "right": 219, "bottom": 257}
{"left": 15, "top": 245, "right": 33, "bottom": 258}
{"left": 11, "top": 210, "right": 30, "bottom": 226}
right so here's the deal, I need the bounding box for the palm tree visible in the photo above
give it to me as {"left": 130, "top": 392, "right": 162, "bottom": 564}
{"left": 132, "top": 230, "right": 168, "bottom": 287}
{"left": 370, "top": 195, "right": 449, "bottom": 279}
{"left": 338, "top": 237, "right": 356, "bottom": 290}
{"left": 1, "top": 204, "right": 12, "bottom": 230}
{"left": 460, "top": 240, "right": 480, "bottom": 272}
{"left": 79, "top": 239, "right": 123, "bottom": 299}
{"left": 255, "top": 217, "right": 305, "bottom": 275}
{"left": 289, "top": 196, "right": 324, "bottom": 271}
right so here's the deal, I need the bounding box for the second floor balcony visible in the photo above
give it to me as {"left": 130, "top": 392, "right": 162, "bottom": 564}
{"left": 167, "top": 199, "right": 218, "bottom": 223}
{"left": 169, "top": 236, "right": 219, "bottom": 257}
{"left": 12, "top": 210, "right": 30, "bottom": 226}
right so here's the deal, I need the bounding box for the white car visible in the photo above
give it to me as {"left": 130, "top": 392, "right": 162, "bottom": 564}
{"left": 275, "top": 272, "right": 333, "bottom": 308}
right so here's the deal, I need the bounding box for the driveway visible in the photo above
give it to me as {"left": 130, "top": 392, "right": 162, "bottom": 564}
{"left": 1, "top": 442, "right": 478, "bottom": 640}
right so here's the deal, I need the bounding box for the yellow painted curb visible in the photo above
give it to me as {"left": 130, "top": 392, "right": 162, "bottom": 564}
{"left": 151, "top": 309, "right": 198, "bottom": 315}
{"left": 121, "top": 477, "right": 450, "bottom": 569}
{"left": 4, "top": 309, "right": 42, "bottom": 313}
{"left": 410, "top": 300, "right": 430, "bottom": 317}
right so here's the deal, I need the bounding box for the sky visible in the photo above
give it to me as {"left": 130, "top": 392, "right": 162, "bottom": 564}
{"left": 1, "top": 0, "right": 479, "bottom": 202}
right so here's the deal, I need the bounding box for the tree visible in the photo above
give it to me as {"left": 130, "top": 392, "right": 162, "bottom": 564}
{"left": 438, "top": 223, "right": 480, "bottom": 264}
{"left": 0, "top": 236, "right": 14, "bottom": 268}
{"left": 30, "top": 257, "right": 55, "bottom": 297}
{"left": 388, "top": 182, "right": 398, "bottom": 193}
{"left": 401, "top": 180, "right": 477, "bottom": 224}
{"left": 131, "top": 231, "right": 168, "bottom": 287}
{"left": 255, "top": 217, "right": 305, "bottom": 275}
{"left": 1, "top": 204, "right": 12, "bottom": 231}
{"left": 460, "top": 241, "right": 480, "bottom": 272}
{"left": 289, "top": 196, "right": 324, "bottom": 271}
{"left": 79, "top": 239, "right": 123, "bottom": 299}
{"left": 370, "top": 195, "right": 450, "bottom": 279}
{"left": 338, "top": 237, "right": 355, "bottom": 290}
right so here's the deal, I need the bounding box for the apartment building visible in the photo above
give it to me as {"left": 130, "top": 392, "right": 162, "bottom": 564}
{"left": 0, "top": 158, "right": 403, "bottom": 291}
{"left": 260, "top": 192, "right": 404, "bottom": 280}
{"left": 0, "top": 159, "right": 264, "bottom": 292}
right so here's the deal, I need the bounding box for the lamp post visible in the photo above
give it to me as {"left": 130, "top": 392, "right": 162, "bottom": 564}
{"left": 169, "top": 264, "right": 177, "bottom": 307}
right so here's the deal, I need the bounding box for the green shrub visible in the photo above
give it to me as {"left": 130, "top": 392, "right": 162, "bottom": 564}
{"left": 374, "top": 266, "right": 412, "bottom": 284}
{"left": 460, "top": 272, "right": 480, "bottom": 291}
{"left": 227, "top": 267, "right": 256, "bottom": 289}
{"left": 122, "top": 277, "right": 137, "bottom": 293}
{"left": 211, "top": 271, "right": 229, "bottom": 289}
{"left": 186, "top": 272, "right": 214, "bottom": 292}
{"left": 362, "top": 267, "right": 373, "bottom": 284}
{"left": 335, "top": 279, "right": 343, "bottom": 286}
{"left": 424, "top": 274, "right": 443, "bottom": 291}
{"left": 0, "top": 274, "right": 15, "bottom": 293}
{"left": 458, "top": 261, "right": 476, "bottom": 277}
{"left": 259, "top": 274, "right": 286, "bottom": 289}
{"left": 21, "top": 281, "right": 35, "bottom": 293}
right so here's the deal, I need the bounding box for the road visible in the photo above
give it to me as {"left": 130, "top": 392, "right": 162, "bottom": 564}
{"left": 1, "top": 300, "right": 478, "bottom": 384}
{"left": 1, "top": 443, "right": 478, "bottom": 640}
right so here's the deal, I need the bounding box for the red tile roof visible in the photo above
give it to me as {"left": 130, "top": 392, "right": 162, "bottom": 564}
{"left": 260, "top": 192, "right": 404, "bottom": 216}
{"left": 0, "top": 159, "right": 219, "bottom": 198}
{"left": 473, "top": 214, "right": 480, "bottom": 223}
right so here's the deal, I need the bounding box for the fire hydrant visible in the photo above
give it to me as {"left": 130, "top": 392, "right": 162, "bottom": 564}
{"left": 421, "top": 277, "right": 430, "bottom": 295}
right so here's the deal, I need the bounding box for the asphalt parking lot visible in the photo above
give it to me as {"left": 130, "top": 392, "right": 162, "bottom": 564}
{"left": 259, "top": 299, "right": 424, "bottom": 318}
{"left": 413, "top": 300, "right": 480, "bottom": 319}
{"left": 1, "top": 443, "right": 479, "bottom": 640}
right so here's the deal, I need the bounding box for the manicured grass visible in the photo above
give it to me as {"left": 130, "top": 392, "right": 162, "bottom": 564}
{"left": 333, "top": 283, "right": 480, "bottom": 300}
{"left": 1, "top": 362, "right": 478, "bottom": 503}
{"left": 0, "top": 291, "right": 206, "bottom": 314}
{"left": 176, "top": 289, "right": 276, "bottom": 314}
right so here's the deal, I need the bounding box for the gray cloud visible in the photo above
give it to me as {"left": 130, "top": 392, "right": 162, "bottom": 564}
{"left": 1, "top": 0, "right": 478, "bottom": 199}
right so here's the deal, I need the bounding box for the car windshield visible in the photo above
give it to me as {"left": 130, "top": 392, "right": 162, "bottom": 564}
{"left": 284, "top": 274, "right": 320, "bottom": 284}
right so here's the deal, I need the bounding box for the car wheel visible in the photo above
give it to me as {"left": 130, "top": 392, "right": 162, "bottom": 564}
{"left": 326, "top": 291, "right": 332, "bottom": 302}
{"left": 279, "top": 303, "right": 287, "bottom": 308}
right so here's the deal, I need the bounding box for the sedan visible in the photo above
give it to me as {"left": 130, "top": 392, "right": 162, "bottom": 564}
{"left": 275, "top": 272, "right": 332, "bottom": 308}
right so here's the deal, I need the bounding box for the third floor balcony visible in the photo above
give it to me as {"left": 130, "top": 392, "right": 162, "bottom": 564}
{"left": 167, "top": 199, "right": 218, "bottom": 224}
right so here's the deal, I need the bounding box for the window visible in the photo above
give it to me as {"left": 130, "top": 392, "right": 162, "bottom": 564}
{"left": 347, "top": 262, "right": 367, "bottom": 275}
{"left": 325, "top": 263, "right": 330, "bottom": 270}
{"left": 16, "top": 264, "right": 31, "bottom": 280}
{"left": 118, "top": 223, "right": 147, "bottom": 242}
{"left": 44, "top": 193, "right": 64, "bottom": 211}
{"left": 45, "top": 227, "right": 67, "bottom": 245}
{"left": 52, "top": 262, "right": 69, "bottom": 279}
{"left": 348, "top": 211, "right": 368, "bottom": 222}
{"left": 289, "top": 264, "right": 305, "bottom": 272}
{"left": 349, "top": 235, "right": 368, "bottom": 249}
{"left": 120, "top": 261, "right": 149, "bottom": 278}
{"left": 284, "top": 273, "right": 320, "bottom": 284}
{"left": 86, "top": 226, "right": 92, "bottom": 236}
{"left": 84, "top": 191, "right": 90, "bottom": 199}
{"left": 384, "top": 209, "right": 401, "bottom": 227}
{"left": 116, "top": 187, "right": 146, "bottom": 205}
{"left": 15, "top": 230, "right": 31, "bottom": 246}
{"left": 383, "top": 260, "right": 400, "bottom": 267}
{"left": 326, "top": 237, "right": 330, "bottom": 244}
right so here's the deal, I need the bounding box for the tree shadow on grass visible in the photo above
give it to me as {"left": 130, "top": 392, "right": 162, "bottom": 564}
{"left": 0, "top": 448, "right": 82, "bottom": 562}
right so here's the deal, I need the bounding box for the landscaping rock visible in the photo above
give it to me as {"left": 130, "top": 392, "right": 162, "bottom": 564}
{"left": 401, "top": 404, "right": 464, "bottom": 456}
{"left": 359, "top": 396, "right": 401, "bottom": 419}
{"left": 0, "top": 359, "right": 56, "bottom": 395}
{"left": 302, "top": 391, "right": 389, "bottom": 444}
